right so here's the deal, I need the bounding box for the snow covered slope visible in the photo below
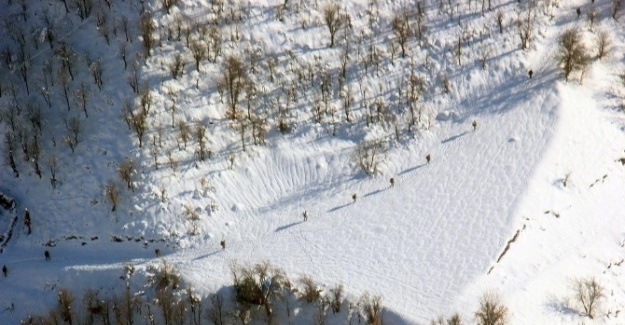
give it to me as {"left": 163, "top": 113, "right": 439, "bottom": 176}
{"left": 0, "top": 0, "right": 624, "bottom": 323}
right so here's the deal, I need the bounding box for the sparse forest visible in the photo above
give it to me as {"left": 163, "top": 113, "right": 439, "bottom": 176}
{"left": 0, "top": 0, "right": 624, "bottom": 323}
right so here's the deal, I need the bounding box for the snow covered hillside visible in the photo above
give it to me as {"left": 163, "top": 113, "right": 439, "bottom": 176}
{"left": 0, "top": 0, "right": 624, "bottom": 323}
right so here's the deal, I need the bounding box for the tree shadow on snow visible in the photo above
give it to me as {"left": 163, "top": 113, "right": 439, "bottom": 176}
{"left": 544, "top": 294, "right": 581, "bottom": 318}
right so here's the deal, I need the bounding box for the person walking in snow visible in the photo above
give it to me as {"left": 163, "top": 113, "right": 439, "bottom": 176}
{"left": 24, "top": 208, "right": 31, "bottom": 235}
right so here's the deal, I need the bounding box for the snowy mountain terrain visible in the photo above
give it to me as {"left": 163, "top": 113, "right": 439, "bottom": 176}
{"left": 0, "top": 0, "right": 624, "bottom": 323}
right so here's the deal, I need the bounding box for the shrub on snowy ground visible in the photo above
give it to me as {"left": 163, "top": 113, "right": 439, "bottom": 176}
{"left": 139, "top": 12, "right": 156, "bottom": 57}
{"left": 354, "top": 140, "right": 386, "bottom": 176}
{"left": 328, "top": 283, "right": 344, "bottom": 313}
{"left": 57, "top": 288, "right": 76, "bottom": 325}
{"left": 231, "top": 261, "right": 290, "bottom": 317}
{"left": 117, "top": 159, "right": 135, "bottom": 190}
{"left": 105, "top": 181, "right": 120, "bottom": 212}
{"left": 63, "top": 116, "right": 82, "bottom": 153}
{"left": 169, "top": 54, "right": 185, "bottom": 80}
{"left": 475, "top": 292, "right": 508, "bottom": 325}
{"left": 299, "top": 275, "right": 322, "bottom": 303}
{"left": 517, "top": 10, "right": 533, "bottom": 50}
{"left": 360, "top": 292, "right": 384, "bottom": 325}
{"left": 148, "top": 259, "right": 181, "bottom": 291}
{"left": 595, "top": 29, "right": 611, "bottom": 61}
{"left": 572, "top": 277, "right": 604, "bottom": 319}
{"left": 431, "top": 313, "right": 463, "bottom": 325}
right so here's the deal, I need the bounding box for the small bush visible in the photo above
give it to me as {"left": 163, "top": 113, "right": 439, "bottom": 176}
{"left": 57, "top": 289, "right": 75, "bottom": 325}
{"left": 105, "top": 182, "right": 120, "bottom": 212}
{"left": 361, "top": 292, "right": 383, "bottom": 325}
{"left": 475, "top": 293, "right": 508, "bottom": 325}
{"left": 329, "top": 284, "right": 344, "bottom": 313}
{"left": 299, "top": 275, "right": 321, "bottom": 303}
{"left": 431, "top": 313, "right": 462, "bottom": 324}
{"left": 354, "top": 140, "right": 386, "bottom": 175}
{"left": 118, "top": 159, "right": 135, "bottom": 190}
{"left": 231, "top": 261, "right": 290, "bottom": 316}
{"left": 147, "top": 260, "right": 181, "bottom": 291}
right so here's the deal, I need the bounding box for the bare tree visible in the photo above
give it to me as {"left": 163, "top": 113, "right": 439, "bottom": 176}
{"left": 195, "top": 124, "right": 209, "bottom": 161}
{"left": 118, "top": 42, "right": 128, "bottom": 70}
{"left": 596, "top": 29, "right": 611, "bottom": 60}
{"left": 47, "top": 155, "right": 58, "bottom": 188}
{"left": 1, "top": 104, "right": 19, "bottom": 132}
{"left": 208, "top": 27, "right": 222, "bottom": 62}
{"left": 480, "top": 50, "right": 490, "bottom": 70}
{"left": 475, "top": 293, "right": 508, "bottom": 325}
{"left": 57, "top": 42, "right": 76, "bottom": 81}
{"left": 118, "top": 159, "right": 134, "bottom": 190}
{"left": 183, "top": 205, "right": 200, "bottom": 235}
{"left": 121, "top": 16, "right": 131, "bottom": 42}
{"left": 75, "top": 82, "right": 90, "bottom": 118}
{"left": 361, "top": 293, "right": 383, "bottom": 325}
{"left": 139, "top": 86, "right": 153, "bottom": 114}
{"left": 178, "top": 120, "right": 190, "bottom": 150}
{"left": 219, "top": 56, "right": 247, "bottom": 120}
{"left": 496, "top": 11, "right": 504, "bottom": 33}
{"left": 16, "top": 49, "right": 31, "bottom": 95}
{"left": 29, "top": 134, "right": 42, "bottom": 178}
{"left": 64, "top": 116, "right": 81, "bottom": 153}
{"left": 416, "top": 2, "right": 426, "bottom": 46}
{"left": 76, "top": 0, "right": 94, "bottom": 20}
{"left": 324, "top": 3, "right": 343, "bottom": 47}
{"left": 407, "top": 70, "right": 426, "bottom": 132}
{"left": 573, "top": 277, "right": 604, "bottom": 319}
{"left": 4, "top": 132, "right": 19, "bottom": 177}
{"left": 557, "top": 28, "right": 590, "bottom": 82}
{"left": 455, "top": 33, "right": 463, "bottom": 65}
{"left": 169, "top": 54, "right": 185, "bottom": 79}
{"left": 139, "top": 12, "right": 156, "bottom": 56}
{"left": 127, "top": 60, "right": 140, "bottom": 93}
{"left": 517, "top": 11, "right": 532, "bottom": 50}
{"left": 58, "top": 67, "right": 72, "bottom": 111}
{"left": 105, "top": 182, "right": 120, "bottom": 211}
{"left": 128, "top": 108, "right": 148, "bottom": 147}
{"left": 190, "top": 41, "right": 206, "bottom": 72}
{"left": 392, "top": 11, "right": 411, "bottom": 58}
{"left": 354, "top": 140, "right": 386, "bottom": 175}
{"left": 89, "top": 58, "right": 103, "bottom": 90}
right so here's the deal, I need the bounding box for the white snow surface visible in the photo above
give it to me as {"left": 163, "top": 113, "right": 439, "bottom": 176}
{"left": 0, "top": 0, "right": 624, "bottom": 323}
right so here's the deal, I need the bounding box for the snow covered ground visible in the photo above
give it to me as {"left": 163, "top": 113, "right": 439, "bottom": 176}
{"left": 0, "top": 0, "right": 624, "bottom": 323}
